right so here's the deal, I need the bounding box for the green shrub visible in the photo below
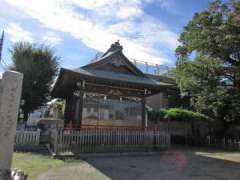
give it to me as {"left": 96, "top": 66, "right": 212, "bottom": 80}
{"left": 148, "top": 108, "right": 210, "bottom": 123}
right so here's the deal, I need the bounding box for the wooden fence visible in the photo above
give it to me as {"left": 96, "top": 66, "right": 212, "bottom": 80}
{"left": 15, "top": 129, "right": 40, "bottom": 146}
{"left": 50, "top": 128, "right": 170, "bottom": 155}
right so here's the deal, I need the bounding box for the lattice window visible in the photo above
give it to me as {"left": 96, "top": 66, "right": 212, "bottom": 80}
{"left": 82, "top": 92, "right": 141, "bottom": 122}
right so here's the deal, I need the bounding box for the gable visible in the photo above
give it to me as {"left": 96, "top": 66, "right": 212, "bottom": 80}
{"left": 83, "top": 51, "right": 145, "bottom": 77}
{"left": 82, "top": 41, "right": 146, "bottom": 77}
{"left": 92, "top": 53, "right": 141, "bottom": 75}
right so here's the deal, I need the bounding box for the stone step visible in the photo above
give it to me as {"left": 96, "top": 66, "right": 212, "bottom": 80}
{"left": 14, "top": 145, "right": 50, "bottom": 154}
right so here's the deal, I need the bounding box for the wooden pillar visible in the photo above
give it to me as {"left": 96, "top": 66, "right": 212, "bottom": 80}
{"left": 74, "top": 80, "right": 85, "bottom": 128}
{"left": 69, "top": 97, "right": 75, "bottom": 124}
{"left": 72, "top": 97, "right": 78, "bottom": 125}
{"left": 64, "top": 97, "right": 71, "bottom": 125}
{"left": 141, "top": 97, "right": 146, "bottom": 129}
{"left": 69, "top": 95, "right": 82, "bottom": 127}
{"left": 64, "top": 96, "right": 76, "bottom": 125}
{"left": 77, "top": 90, "right": 84, "bottom": 128}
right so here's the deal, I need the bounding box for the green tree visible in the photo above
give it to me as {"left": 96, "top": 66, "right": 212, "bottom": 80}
{"left": 175, "top": 0, "right": 240, "bottom": 134}
{"left": 176, "top": 57, "right": 222, "bottom": 95}
{"left": 176, "top": 0, "right": 240, "bottom": 89}
{"left": 176, "top": 56, "right": 240, "bottom": 134}
{"left": 11, "top": 42, "right": 59, "bottom": 121}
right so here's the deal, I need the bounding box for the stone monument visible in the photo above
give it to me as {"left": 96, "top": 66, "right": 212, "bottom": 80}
{"left": 0, "top": 71, "right": 23, "bottom": 180}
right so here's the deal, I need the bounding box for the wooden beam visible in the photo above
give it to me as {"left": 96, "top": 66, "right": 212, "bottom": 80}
{"left": 86, "top": 82, "right": 145, "bottom": 92}
{"left": 84, "top": 82, "right": 145, "bottom": 98}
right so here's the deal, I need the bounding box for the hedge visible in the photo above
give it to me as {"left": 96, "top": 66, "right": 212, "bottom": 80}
{"left": 148, "top": 108, "right": 210, "bottom": 123}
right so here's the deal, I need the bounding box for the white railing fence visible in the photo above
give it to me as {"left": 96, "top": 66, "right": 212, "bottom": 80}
{"left": 15, "top": 129, "right": 40, "bottom": 146}
{"left": 206, "top": 136, "right": 240, "bottom": 151}
{"left": 50, "top": 128, "right": 171, "bottom": 155}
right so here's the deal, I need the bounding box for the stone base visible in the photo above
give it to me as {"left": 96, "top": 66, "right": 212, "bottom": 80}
{"left": 0, "top": 169, "right": 11, "bottom": 180}
{"left": 0, "top": 169, "right": 28, "bottom": 180}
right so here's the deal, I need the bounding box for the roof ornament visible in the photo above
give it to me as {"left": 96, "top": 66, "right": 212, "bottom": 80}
{"left": 110, "top": 40, "right": 123, "bottom": 52}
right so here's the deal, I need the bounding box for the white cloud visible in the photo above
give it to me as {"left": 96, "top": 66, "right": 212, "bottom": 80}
{"left": 5, "top": 23, "right": 33, "bottom": 43}
{"left": 42, "top": 32, "right": 63, "bottom": 46}
{"left": 0, "top": 0, "right": 29, "bottom": 20}
{"left": 3, "top": 0, "right": 179, "bottom": 64}
{"left": 71, "top": 0, "right": 143, "bottom": 19}
{"left": 116, "top": 6, "right": 142, "bottom": 19}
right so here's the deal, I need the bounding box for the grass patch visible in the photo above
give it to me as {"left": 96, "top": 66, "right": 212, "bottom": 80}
{"left": 12, "top": 152, "right": 110, "bottom": 180}
{"left": 12, "top": 152, "right": 65, "bottom": 180}
{"left": 195, "top": 151, "right": 240, "bottom": 163}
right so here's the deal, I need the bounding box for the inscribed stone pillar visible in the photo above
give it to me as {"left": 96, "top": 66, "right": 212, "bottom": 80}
{"left": 0, "top": 71, "right": 23, "bottom": 179}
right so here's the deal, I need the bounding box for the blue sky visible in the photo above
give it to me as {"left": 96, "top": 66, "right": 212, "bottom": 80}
{"left": 0, "top": 0, "right": 210, "bottom": 72}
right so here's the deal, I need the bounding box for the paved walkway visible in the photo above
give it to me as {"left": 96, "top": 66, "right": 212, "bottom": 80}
{"left": 37, "top": 148, "right": 240, "bottom": 180}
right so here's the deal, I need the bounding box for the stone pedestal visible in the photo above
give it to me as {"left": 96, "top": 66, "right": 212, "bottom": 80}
{"left": 0, "top": 71, "right": 23, "bottom": 180}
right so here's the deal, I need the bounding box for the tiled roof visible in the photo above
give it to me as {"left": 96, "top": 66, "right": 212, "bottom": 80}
{"left": 71, "top": 68, "right": 172, "bottom": 87}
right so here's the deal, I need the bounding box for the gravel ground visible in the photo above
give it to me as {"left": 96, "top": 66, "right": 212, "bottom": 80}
{"left": 38, "top": 148, "right": 240, "bottom": 180}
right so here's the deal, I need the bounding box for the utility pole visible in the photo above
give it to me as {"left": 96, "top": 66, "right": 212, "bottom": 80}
{"left": 0, "top": 31, "right": 4, "bottom": 62}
